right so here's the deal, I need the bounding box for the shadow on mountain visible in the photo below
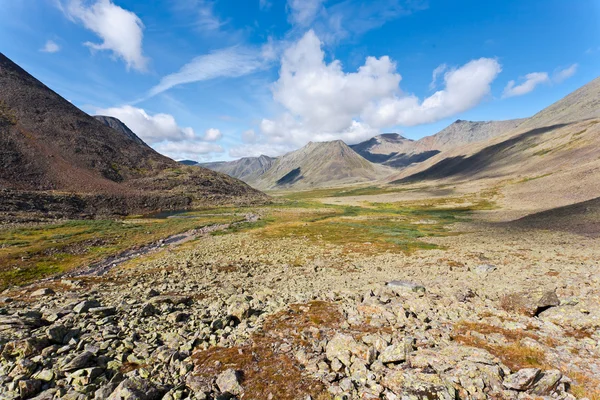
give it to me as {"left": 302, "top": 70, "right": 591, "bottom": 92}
{"left": 504, "top": 196, "right": 600, "bottom": 238}
{"left": 392, "top": 123, "right": 570, "bottom": 184}
{"left": 384, "top": 151, "right": 440, "bottom": 168}
{"left": 276, "top": 168, "right": 303, "bottom": 186}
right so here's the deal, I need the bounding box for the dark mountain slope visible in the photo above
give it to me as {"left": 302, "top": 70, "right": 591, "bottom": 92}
{"left": 94, "top": 115, "right": 147, "bottom": 147}
{"left": 0, "top": 53, "right": 267, "bottom": 218}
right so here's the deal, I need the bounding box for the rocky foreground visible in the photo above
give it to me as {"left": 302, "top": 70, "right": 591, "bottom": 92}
{"left": 1, "top": 227, "right": 599, "bottom": 399}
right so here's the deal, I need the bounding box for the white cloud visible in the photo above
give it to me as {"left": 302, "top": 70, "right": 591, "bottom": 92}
{"left": 502, "top": 72, "right": 550, "bottom": 98}
{"left": 63, "top": 0, "right": 148, "bottom": 71}
{"left": 229, "top": 143, "right": 293, "bottom": 158}
{"left": 553, "top": 64, "right": 578, "bottom": 83}
{"left": 287, "top": 0, "right": 325, "bottom": 26}
{"left": 96, "top": 105, "right": 196, "bottom": 144}
{"left": 242, "top": 129, "right": 257, "bottom": 143}
{"left": 269, "top": 30, "right": 399, "bottom": 139}
{"left": 203, "top": 128, "right": 222, "bottom": 141}
{"left": 309, "top": 0, "right": 428, "bottom": 44}
{"left": 429, "top": 63, "right": 447, "bottom": 90}
{"left": 195, "top": 1, "right": 224, "bottom": 32}
{"left": 153, "top": 141, "right": 224, "bottom": 161}
{"left": 365, "top": 58, "right": 502, "bottom": 127}
{"left": 256, "top": 30, "right": 501, "bottom": 148}
{"left": 148, "top": 44, "right": 276, "bottom": 98}
{"left": 41, "top": 40, "right": 61, "bottom": 53}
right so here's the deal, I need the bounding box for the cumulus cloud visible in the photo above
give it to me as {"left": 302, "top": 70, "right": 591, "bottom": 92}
{"left": 203, "top": 128, "right": 222, "bottom": 141}
{"left": 41, "top": 40, "right": 61, "bottom": 53}
{"left": 553, "top": 64, "right": 578, "bottom": 83}
{"left": 256, "top": 30, "right": 501, "bottom": 147}
{"left": 96, "top": 105, "right": 196, "bottom": 144}
{"left": 502, "top": 72, "right": 550, "bottom": 98}
{"left": 153, "top": 141, "right": 224, "bottom": 161}
{"left": 63, "top": 0, "right": 148, "bottom": 71}
{"left": 365, "top": 58, "right": 502, "bottom": 127}
{"left": 148, "top": 44, "right": 276, "bottom": 98}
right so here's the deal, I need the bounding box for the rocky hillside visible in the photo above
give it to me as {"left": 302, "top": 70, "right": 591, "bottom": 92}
{"left": 351, "top": 120, "right": 524, "bottom": 169}
{"left": 251, "top": 141, "right": 392, "bottom": 190}
{"left": 199, "top": 155, "right": 276, "bottom": 183}
{"left": 350, "top": 133, "right": 416, "bottom": 163}
{"left": 389, "top": 76, "right": 600, "bottom": 217}
{"left": 0, "top": 53, "right": 267, "bottom": 218}
{"left": 411, "top": 119, "right": 526, "bottom": 152}
{"left": 93, "top": 116, "right": 147, "bottom": 147}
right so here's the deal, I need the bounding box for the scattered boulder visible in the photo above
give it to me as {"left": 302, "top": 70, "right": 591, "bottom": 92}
{"left": 30, "top": 288, "right": 55, "bottom": 297}
{"left": 216, "top": 369, "right": 243, "bottom": 396}
{"left": 500, "top": 289, "right": 560, "bottom": 316}
{"left": 107, "top": 378, "right": 163, "bottom": 400}
{"left": 73, "top": 300, "right": 101, "bottom": 314}
{"left": 503, "top": 368, "right": 541, "bottom": 391}
{"left": 474, "top": 264, "right": 497, "bottom": 274}
{"left": 386, "top": 280, "right": 425, "bottom": 294}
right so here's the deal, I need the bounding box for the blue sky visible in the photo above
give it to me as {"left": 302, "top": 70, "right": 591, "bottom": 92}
{"left": 1, "top": 0, "right": 598, "bottom": 161}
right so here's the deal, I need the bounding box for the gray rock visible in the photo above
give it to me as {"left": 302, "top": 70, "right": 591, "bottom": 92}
{"left": 386, "top": 280, "right": 425, "bottom": 294}
{"left": 326, "top": 333, "right": 355, "bottom": 366}
{"left": 73, "top": 300, "right": 101, "bottom": 314}
{"left": 30, "top": 288, "right": 55, "bottom": 297}
{"left": 107, "top": 377, "right": 163, "bottom": 400}
{"left": 32, "top": 369, "right": 54, "bottom": 382}
{"left": 61, "top": 351, "right": 93, "bottom": 372}
{"left": 89, "top": 307, "right": 116, "bottom": 317}
{"left": 139, "top": 303, "right": 158, "bottom": 317}
{"left": 46, "top": 324, "right": 68, "bottom": 344}
{"left": 503, "top": 368, "right": 541, "bottom": 391}
{"left": 500, "top": 290, "right": 560, "bottom": 316}
{"left": 19, "top": 379, "right": 42, "bottom": 398}
{"left": 474, "top": 264, "right": 496, "bottom": 274}
{"left": 216, "top": 369, "right": 243, "bottom": 395}
{"left": 227, "top": 300, "right": 251, "bottom": 321}
{"left": 530, "top": 369, "right": 562, "bottom": 395}
{"left": 380, "top": 343, "right": 407, "bottom": 364}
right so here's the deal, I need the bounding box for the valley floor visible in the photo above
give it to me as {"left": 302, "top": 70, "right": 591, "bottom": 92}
{"left": 1, "top": 187, "right": 599, "bottom": 399}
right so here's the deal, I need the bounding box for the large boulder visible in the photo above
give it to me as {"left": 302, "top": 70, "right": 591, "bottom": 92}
{"left": 500, "top": 289, "right": 559, "bottom": 316}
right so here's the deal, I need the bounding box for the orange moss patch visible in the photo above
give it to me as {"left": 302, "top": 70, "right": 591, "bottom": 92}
{"left": 452, "top": 321, "right": 600, "bottom": 398}
{"left": 191, "top": 301, "right": 342, "bottom": 400}
{"left": 192, "top": 345, "right": 329, "bottom": 400}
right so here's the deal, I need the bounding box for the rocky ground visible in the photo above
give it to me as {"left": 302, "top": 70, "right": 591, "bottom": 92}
{"left": 1, "top": 214, "right": 599, "bottom": 399}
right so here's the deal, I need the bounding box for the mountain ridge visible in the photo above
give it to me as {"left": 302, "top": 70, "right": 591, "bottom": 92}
{"left": 0, "top": 52, "right": 267, "bottom": 218}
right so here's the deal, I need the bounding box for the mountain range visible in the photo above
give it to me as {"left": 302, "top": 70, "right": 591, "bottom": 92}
{"left": 0, "top": 53, "right": 266, "bottom": 218}
{"left": 195, "top": 118, "right": 526, "bottom": 190}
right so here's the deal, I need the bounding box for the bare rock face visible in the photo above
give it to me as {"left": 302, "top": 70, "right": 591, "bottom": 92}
{"left": 500, "top": 289, "right": 560, "bottom": 316}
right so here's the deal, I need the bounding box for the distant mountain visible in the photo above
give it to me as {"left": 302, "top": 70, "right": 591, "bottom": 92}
{"left": 178, "top": 160, "right": 200, "bottom": 166}
{"left": 0, "top": 52, "right": 267, "bottom": 218}
{"left": 411, "top": 119, "right": 526, "bottom": 152}
{"left": 252, "top": 140, "right": 391, "bottom": 190}
{"left": 351, "top": 120, "right": 525, "bottom": 169}
{"left": 350, "top": 133, "right": 415, "bottom": 163}
{"left": 94, "top": 115, "right": 147, "bottom": 146}
{"left": 388, "top": 76, "right": 600, "bottom": 217}
{"left": 199, "top": 155, "right": 276, "bottom": 183}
